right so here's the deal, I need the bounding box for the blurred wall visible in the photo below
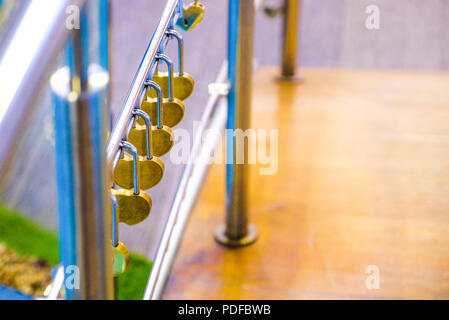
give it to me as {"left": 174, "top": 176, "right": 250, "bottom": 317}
{"left": 256, "top": 0, "right": 449, "bottom": 70}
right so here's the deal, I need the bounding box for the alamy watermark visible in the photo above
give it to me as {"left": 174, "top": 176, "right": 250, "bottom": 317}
{"left": 170, "top": 122, "right": 279, "bottom": 176}
{"left": 66, "top": 5, "right": 80, "bottom": 30}
{"left": 65, "top": 265, "right": 80, "bottom": 290}
{"left": 365, "top": 265, "right": 380, "bottom": 290}
{"left": 365, "top": 5, "right": 380, "bottom": 30}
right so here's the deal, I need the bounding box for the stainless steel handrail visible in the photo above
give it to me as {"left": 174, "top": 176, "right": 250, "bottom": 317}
{"left": 106, "top": 0, "right": 179, "bottom": 172}
{"left": 0, "top": 0, "right": 85, "bottom": 184}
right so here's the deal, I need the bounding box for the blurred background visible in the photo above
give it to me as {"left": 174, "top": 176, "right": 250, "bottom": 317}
{"left": 0, "top": 0, "right": 449, "bottom": 299}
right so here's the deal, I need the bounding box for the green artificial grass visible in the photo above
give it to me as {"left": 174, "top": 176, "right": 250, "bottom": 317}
{"left": 0, "top": 206, "right": 59, "bottom": 265}
{"left": 0, "top": 205, "right": 152, "bottom": 300}
{"left": 116, "top": 254, "right": 152, "bottom": 300}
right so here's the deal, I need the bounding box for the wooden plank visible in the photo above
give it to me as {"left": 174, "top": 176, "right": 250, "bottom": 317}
{"left": 163, "top": 67, "right": 449, "bottom": 299}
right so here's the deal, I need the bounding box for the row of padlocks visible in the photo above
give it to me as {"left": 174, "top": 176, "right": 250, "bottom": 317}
{"left": 110, "top": 1, "right": 204, "bottom": 276}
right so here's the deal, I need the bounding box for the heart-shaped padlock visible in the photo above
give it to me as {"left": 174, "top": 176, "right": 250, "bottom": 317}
{"left": 176, "top": 1, "right": 205, "bottom": 31}
{"left": 151, "top": 125, "right": 174, "bottom": 157}
{"left": 113, "top": 242, "right": 130, "bottom": 276}
{"left": 148, "top": 30, "right": 194, "bottom": 101}
{"left": 128, "top": 109, "right": 165, "bottom": 190}
{"left": 145, "top": 54, "right": 185, "bottom": 127}
{"left": 115, "top": 153, "right": 164, "bottom": 190}
{"left": 141, "top": 98, "right": 184, "bottom": 128}
{"left": 112, "top": 188, "right": 152, "bottom": 226}
{"left": 112, "top": 141, "right": 152, "bottom": 225}
{"left": 138, "top": 80, "right": 175, "bottom": 157}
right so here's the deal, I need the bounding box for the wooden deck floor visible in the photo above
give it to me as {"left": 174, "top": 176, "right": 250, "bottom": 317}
{"left": 162, "top": 67, "right": 449, "bottom": 300}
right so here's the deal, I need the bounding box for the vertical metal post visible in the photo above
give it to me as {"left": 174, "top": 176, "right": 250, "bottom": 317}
{"left": 280, "top": 0, "right": 300, "bottom": 81}
{"left": 53, "top": 0, "right": 113, "bottom": 299}
{"left": 215, "top": 0, "right": 258, "bottom": 248}
{"left": 53, "top": 43, "right": 77, "bottom": 300}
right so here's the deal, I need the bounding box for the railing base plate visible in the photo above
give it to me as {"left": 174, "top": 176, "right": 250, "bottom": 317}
{"left": 277, "top": 74, "right": 303, "bottom": 83}
{"left": 214, "top": 224, "right": 258, "bottom": 248}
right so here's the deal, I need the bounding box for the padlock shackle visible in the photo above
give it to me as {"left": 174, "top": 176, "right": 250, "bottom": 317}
{"left": 166, "top": 29, "right": 184, "bottom": 76}
{"left": 119, "top": 141, "right": 140, "bottom": 195}
{"left": 111, "top": 194, "right": 119, "bottom": 247}
{"left": 155, "top": 53, "right": 175, "bottom": 102}
{"left": 144, "top": 80, "right": 163, "bottom": 129}
{"left": 132, "top": 109, "right": 153, "bottom": 160}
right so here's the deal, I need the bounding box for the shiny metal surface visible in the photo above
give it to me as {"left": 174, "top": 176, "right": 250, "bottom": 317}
{"left": 111, "top": 195, "right": 119, "bottom": 247}
{"left": 144, "top": 80, "right": 164, "bottom": 129}
{"left": 52, "top": 0, "right": 113, "bottom": 300}
{"left": 132, "top": 109, "right": 152, "bottom": 159}
{"left": 155, "top": 53, "right": 175, "bottom": 101}
{"left": 120, "top": 141, "right": 140, "bottom": 195}
{"left": 166, "top": 29, "right": 184, "bottom": 75}
{"left": 215, "top": 0, "right": 257, "bottom": 247}
{"left": 0, "top": 0, "right": 30, "bottom": 44}
{"left": 0, "top": 0, "right": 85, "bottom": 185}
{"left": 73, "top": 26, "right": 114, "bottom": 300}
{"left": 153, "top": 95, "right": 228, "bottom": 300}
{"left": 280, "top": 0, "right": 300, "bottom": 80}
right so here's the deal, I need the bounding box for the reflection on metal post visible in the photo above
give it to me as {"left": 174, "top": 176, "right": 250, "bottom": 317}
{"left": 280, "top": 0, "right": 300, "bottom": 81}
{"left": 53, "top": 44, "right": 77, "bottom": 300}
{"left": 0, "top": 0, "right": 85, "bottom": 186}
{"left": 215, "top": 0, "right": 258, "bottom": 248}
{"left": 53, "top": 0, "right": 113, "bottom": 300}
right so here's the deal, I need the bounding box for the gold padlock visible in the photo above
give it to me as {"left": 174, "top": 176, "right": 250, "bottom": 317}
{"left": 113, "top": 242, "right": 130, "bottom": 276}
{"left": 112, "top": 141, "right": 152, "bottom": 226}
{"left": 140, "top": 80, "right": 174, "bottom": 157}
{"left": 176, "top": 0, "right": 205, "bottom": 31}
{"left": 148, "top": 30, "right": 194, "bottom": 101}
{"left": 143, "top": 54, "right": 185, "bottom": 127}
{"left": 111, "top": 190, "right": 129, "bottom": 276}
{"left": 114, "top": 152, "right": 139, "bottom": 190}
{"left": 129, "top": 109, "right": 165, "bottom": 189}
{"left": 152, "top": 125, "right": 174, "bottom": 157}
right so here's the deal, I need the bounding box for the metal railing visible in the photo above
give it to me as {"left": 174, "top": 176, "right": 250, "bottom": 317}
{"left": 0, "top": 0, "right": 85, "bottom": 182}
{"left": 105, "top": 0, "right": 182, "bottom": 300}
{"left": 0, "top": 0, "right": 113, "bottom": 299}
{"left": 106, "top": 0, "right": 180, "bottom": 171}
{"left": 103, "top": 0, "right": 230, "bottom": 300}
{"left": 52, "top": 0, "right": 113, "bottom": 299}
{"left": 280, "top": 0, "right": 300, "bottom": 80}
{"left": 0, "top": 0, "right": 300, "bottom": 300}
